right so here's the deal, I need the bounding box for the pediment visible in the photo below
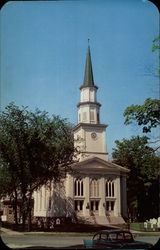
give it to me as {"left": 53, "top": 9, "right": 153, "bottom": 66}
{"left": 72, "top": 156, "right": 129, "bottom": 175}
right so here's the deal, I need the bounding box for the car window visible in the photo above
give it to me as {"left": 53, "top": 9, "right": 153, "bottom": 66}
{"left": 124, "top": 232, "right": 133, "bottom": 241}
{"left": 117, "top": 233, "right": 124, "bottom": 240}
{"left": 93, "top": 233, "right": 100, "bottom": 240}
{"left": 108, "top": 233, "right": 117, "bottom": 240}
{"left": 100, "top": 234, "right": 108, "bottom": 240}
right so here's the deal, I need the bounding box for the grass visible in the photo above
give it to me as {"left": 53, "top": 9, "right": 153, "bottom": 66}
{"left": 130, "top": 222, "right": 160, "bottom": 232}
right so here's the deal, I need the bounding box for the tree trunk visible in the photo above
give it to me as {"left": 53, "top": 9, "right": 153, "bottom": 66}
{"left": 13, "top": 189, "right": 18, "bottom": 225}
{"left": 22, "top": 210, "right": 26, "bottom": 231}
{"left": 27, "top": 192, "right": 32, "bottom": 232}
{"left": 22, "top": 194, "right": 27, "bottom": 231}
{"left": 27, "top": 208, "right": 32, "bottom": 232}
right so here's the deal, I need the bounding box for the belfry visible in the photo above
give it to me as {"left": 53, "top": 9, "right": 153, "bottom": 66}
{"left": 34, "top": 45, "right": 129, "bottom": 225}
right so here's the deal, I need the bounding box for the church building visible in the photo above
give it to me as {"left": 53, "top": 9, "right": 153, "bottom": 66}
{"left": 34, "top": 45, "right": 129, "bottom": 225}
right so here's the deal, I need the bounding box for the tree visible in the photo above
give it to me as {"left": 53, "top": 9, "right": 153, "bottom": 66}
{"left": 123, "top": 36, "right": 160, "bottom": 219}
{"left": 0, "top": 103, "right": 75, "bottom": 231}
{"left": 152, "top": 36, "right": 160, "bottom": 51}
{"left": 152, "top": 36, "right": 160, "bottom": 76}
{"left": 0, "top": 137, "right": 22, "bottom": 226}
{"left": 123, "top": 98, "right": 160, "bottom": 134}
{"left": 112, "top": 136, "right": 160, "bottom": 221}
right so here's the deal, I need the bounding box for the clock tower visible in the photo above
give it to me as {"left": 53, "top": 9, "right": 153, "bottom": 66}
{"left": 74, "top": 45, "right": 108, "bottom": 161}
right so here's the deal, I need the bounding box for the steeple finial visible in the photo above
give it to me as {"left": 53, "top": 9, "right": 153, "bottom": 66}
{"left": 83, "top": 42, "right": 94, "bottom": 87}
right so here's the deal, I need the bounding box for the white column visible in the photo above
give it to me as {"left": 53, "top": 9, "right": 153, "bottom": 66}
{"left": 115, "top": 177, "right": 121, "bottom": 217}
{"left": 99, "top": 177, "right": 106, "bottom": 216}
{"left": 83, "top": 177, "right": 90, "bottom": 216}
{"left": 42, "top": 186, "right": 46, "bottom": 211}
{"left": 44, "top": 186, "right": 47, "bottom": 210}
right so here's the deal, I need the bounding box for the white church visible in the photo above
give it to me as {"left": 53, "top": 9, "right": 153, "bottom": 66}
{"left": 34, "top": 45, "right": 129, "bottom": 225}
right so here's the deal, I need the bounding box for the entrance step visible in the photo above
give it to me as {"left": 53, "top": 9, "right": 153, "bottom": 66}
{"left": 95, "top": 215, "right": 125, "bottom": 225}
{"left": 77, "top": 215, "right": 125, "bottom": 225}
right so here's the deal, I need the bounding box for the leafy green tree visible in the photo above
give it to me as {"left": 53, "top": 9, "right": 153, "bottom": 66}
{"left": 112, "top": 136, "right": 160, "bottom": 221}
{"left": 152, "top": 37, "right": 160, "bottom": 51}
{"left": 0, "top": 103, "right": 75, "bottom": 231}
{"left": 123, "top": 98, "right": 160, "bottom": 134}
{"left": 152, "top": 36, "right": 160, "bottom": 65}
{"left": 0, "top": 142, "right": 20, "bottom": 225}
{"left": 123, "top": 36, "right": 160, "bottom": 219}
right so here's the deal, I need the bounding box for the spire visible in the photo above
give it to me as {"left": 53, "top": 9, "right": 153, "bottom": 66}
{"left": 83, "top": 42, "right": 94, "bottom": 87}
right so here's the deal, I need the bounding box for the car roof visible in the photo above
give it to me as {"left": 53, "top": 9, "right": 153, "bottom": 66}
{"left": 95, "top": 229, "right": 131, "bottom": 234}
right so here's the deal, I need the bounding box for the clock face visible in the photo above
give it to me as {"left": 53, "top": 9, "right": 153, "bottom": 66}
{"left": 91, "top": 132, "right": 97, "bottom": 140}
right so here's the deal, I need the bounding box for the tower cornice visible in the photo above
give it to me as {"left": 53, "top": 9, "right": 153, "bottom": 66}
{"left": 77, "top": 101, "right": 101, "bottom": 108}
{"left": 79, "top": 85, "right": 98, "bottom": 90}
{"left": 73, "top": 122, "right": 108, "bottom": 131}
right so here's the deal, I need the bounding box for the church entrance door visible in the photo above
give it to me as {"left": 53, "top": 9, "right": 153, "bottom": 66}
{"left": 90, "top": 200, "right": 99, "bottom": 215}
{"left": 106, "top": 200, "right": 115, "bottom": 216}
{"left": 74, "top": 200, "right": 84, "bottom": 216}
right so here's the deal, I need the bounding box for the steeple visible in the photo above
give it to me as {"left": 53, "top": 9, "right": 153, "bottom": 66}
{"left": 83, "top": 44, "right": 94, "bottom": 87}
{"left": 73, "top": 43, "right": 108, "bottom": 161}
{"left": 77, "top": 43, "right": 101, "bottom": 125}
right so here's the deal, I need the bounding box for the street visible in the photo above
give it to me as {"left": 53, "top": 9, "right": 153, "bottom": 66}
{"left": 1, "top": 233, "right": 91, "bottom": 249}
{"left": 1, "top": 232, "right": 160, "bottom": 249}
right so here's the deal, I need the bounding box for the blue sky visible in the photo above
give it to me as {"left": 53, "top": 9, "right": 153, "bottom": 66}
{"left": 0, "top": 0, "right": 159, "bottom": 158}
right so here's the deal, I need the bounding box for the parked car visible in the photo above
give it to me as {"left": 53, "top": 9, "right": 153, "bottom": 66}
{"left": 83, "top": 229, "right": 153, "bottom": 249}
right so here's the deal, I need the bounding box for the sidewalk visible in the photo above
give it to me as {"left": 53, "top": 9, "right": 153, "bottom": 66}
{"left": 0, "top": 227, "right": 24, "bottom": 235}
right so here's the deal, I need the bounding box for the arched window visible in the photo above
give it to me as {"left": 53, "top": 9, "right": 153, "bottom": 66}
{"left": 74, "top": 179, "right": 83, "bottom": 196}
{"left": 112, "top": 182, "right": 114, "bottom": 197}
{"left": 82, "top": 112, "right": 87, "bottom": 122}
{"left": 81, "top": 181, "right": 83, "bottom": 196}
{"left": 109, "top": 182, "right": 111, "bottom": 196}
{"left": 106, "top": 179, "right": 115, "bottom": 197}
{"left": 90, "top": 179, "right": 99, "bottom": 197}
{"left": 90, "top": 110, "right": 95, "bottom": 123}
{"left": 97, "top": 113, "right": 100, "bottom": 123}
{"left": 78, "top": 181, "right": 80, "bottom": 196}
{"left": 74, "top": 181, "right": 77, "bottom": 196}
{"left": 106, "top": 182, "right": 108, "bottom": 197}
